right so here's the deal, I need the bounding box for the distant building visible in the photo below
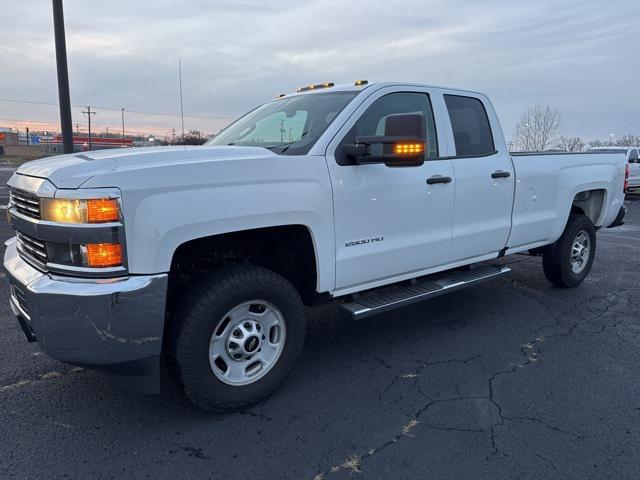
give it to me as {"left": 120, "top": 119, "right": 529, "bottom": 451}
{"left": 0, "top": 131, "right": 18, "bottom": 146}
{"left": 0, "top": 131, "right": 42, "bottom": 157}
{"left": 42, "top": 135, "right": 134, "bottom": 153}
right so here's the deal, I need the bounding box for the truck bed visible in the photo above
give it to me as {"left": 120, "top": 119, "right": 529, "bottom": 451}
{"left": 507, "top": 151, "right": 627, "bottom": 253}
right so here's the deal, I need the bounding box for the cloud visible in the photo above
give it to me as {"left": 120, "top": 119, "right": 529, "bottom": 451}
{"left": 0, "top": 0, "right": 638, "bottom": 140}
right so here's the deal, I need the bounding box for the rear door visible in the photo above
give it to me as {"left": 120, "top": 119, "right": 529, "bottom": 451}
{"left": 442, "top": 93, "right": 515, "bottom": 261}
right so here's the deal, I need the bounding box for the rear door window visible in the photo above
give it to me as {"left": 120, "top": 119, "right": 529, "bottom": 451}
{"left": 444, "top": 95, "right": 495, "bottom": 157}
{"left": 629, "top": 149, "right": 639, "bottom": 163}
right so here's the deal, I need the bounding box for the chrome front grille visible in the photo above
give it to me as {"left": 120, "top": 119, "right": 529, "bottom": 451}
{"left": 11, "top": 283, "right": 29, "bottom": 317}
{"left": 16, "top": 232, "right": 48, "bottom": 270}
{"left": 9, "top": 188, "right": 41, "bottom": 220}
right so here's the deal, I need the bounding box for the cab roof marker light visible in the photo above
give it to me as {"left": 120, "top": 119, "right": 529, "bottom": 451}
{"left": 296, "top": 82, "right": 335, "bottom": 93}
{"left": 354, "top": 80, "right": 368, "bottom": 86}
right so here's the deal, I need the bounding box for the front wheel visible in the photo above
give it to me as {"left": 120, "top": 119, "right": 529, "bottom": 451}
{"left": 542, "top": 213, "right": 596, "bottom": 288}
{"left": 168, "top": 265, "right": 306, "bottom": 411}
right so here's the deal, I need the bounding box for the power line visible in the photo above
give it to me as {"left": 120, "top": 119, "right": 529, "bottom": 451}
{"left": 0, "top": 98, "right": 59, "bottom": 107}
{"left": 0, "top": 97, "right": 236, "bottom": 120}
{"left": 203, "top": 46, "right": 282, "bottom": 75}
{"left": 0, "top": 115, "right": 183, "bottom": 137}
{"left": 0, "top": 116, "right": 168, "bottom": 137}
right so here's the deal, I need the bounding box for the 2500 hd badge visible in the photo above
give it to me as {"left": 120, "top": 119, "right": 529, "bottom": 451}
{"left": 345, "top": 236, "right": 385, "bottom": 247}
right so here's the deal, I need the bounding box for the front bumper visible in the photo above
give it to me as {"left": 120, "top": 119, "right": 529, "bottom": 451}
{"left": 3, "top": 238, "right": 168, "bottom": 393}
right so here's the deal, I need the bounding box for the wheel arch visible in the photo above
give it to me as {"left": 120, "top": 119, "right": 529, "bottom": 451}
{"left": 571, "top": 188, "right": 606, "bottom": 226}
{"left": 168, "top": 224, "right": 321, "bottom": 306}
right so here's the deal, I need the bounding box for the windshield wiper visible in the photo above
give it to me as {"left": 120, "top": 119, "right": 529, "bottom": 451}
{"left": 265, "top": 131, "right": 309, "bottom": 153}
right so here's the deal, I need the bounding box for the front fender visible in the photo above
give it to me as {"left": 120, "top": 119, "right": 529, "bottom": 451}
{"left": 87, "top": 155, "right": 336, "bottom": 293}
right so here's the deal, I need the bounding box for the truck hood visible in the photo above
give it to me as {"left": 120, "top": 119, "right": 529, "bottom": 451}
{"left": 16, "top": 145, "right": 277, "bottom": 189}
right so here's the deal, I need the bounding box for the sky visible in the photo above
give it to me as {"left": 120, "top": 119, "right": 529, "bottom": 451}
{"left": 0, "top": 0, "right": 638, "bottom": 142}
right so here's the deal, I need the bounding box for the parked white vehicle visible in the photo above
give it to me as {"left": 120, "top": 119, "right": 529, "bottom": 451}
{"left": 4, "top": 81, "right": 629, "bottom": 410}
{"left": 588, "top": 146, "right": 639, "bottom": 193}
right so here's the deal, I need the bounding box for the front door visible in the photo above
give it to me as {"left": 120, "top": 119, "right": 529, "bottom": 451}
{"left": 325, "top": 88, "right": 456, "bottom": 294}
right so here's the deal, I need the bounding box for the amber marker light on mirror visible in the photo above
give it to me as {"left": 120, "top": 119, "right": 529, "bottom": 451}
{"left": 85, "top": 243, "right": 123, "bottom": 267}
{"left": 87, "top": 198, "right": 119, "bottom": 223}
{"left": 393, "top": 142, "right": 426, "bottom": 155}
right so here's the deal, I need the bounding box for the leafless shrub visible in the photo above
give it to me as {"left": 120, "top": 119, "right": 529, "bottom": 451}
{"left": 555, "top": 136, "right": 585, "bottom": 152}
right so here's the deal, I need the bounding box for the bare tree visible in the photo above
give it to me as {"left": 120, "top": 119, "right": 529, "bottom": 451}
{"left": 614, "top": 134, "right": 639, "bottom": 147}
{"left": 513, "top": 105, "right": 562, "bottom": 151}
{"left": 555, "top": 136, "right": 585, "bottom": 152}
{"left": 165, "top": 129, "right": 212, "bottom": 145}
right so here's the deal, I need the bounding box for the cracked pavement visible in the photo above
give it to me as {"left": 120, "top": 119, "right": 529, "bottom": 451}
{"left": 1, "top": 165, "right": 638, "bottom": 479}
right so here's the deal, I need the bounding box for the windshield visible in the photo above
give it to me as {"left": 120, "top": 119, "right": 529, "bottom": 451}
{"left": 206, "top": 91, "right": 359, "bottom": 155}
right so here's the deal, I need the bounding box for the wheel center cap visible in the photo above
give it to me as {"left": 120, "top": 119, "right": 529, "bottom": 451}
{"left": 244, "top": 335, "right": 260, "bottom": 353}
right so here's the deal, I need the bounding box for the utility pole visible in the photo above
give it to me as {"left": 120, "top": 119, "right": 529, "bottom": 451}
{"left": 178, "top": 58, "right": 185, "bottom": 139}
{"left": 52, "top": 0, "right": 73, "bottom": 154}
{"left": 82, "top": 106, "right": 96, "bottom": 151}
{"left": 121, "top": 108, "right": 125, "bottom": 147}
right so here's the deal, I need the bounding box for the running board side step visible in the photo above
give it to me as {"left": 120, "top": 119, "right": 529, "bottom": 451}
{"left": 341, "top": 265, "right": 511, "bottom": 319}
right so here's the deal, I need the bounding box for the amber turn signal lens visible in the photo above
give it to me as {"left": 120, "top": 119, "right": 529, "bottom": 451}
{"left": 87, "top": 199, "right": 119, "bottom": 223}
{"left": 393, "top": 142, "right": 426, "bottom": 155}
{"left": 86, "top": 243, "right": 123, "bottom": 267}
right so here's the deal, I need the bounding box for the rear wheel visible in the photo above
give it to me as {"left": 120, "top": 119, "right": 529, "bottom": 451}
{"left": 542, "top": 214, "right": 596, "bottom": 288}
{"left": 168, "top": 265, "right": 306, "bottom": 411}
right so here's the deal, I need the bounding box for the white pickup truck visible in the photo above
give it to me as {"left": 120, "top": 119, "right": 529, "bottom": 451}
{"left": 4, "top": 81, "right": 629, "bottom": 411}
{"left": 588, "top": 146, "right": 640, "bottom": 193}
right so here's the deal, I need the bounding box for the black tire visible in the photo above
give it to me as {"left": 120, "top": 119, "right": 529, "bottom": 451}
{"left": 167, "top": 265, "right": 306, "bottom": 412}
{"left": 542, "top": 213, "right": 596, "bottom": 288}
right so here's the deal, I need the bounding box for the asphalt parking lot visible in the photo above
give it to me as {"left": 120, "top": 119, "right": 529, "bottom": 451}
{"left": 1, "top": 160, "right": 639, "bottom": 479}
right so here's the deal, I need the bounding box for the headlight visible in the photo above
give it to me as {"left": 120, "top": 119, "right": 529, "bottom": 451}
{"left": 41, "top": 198, "right": 120, "bottom": 224}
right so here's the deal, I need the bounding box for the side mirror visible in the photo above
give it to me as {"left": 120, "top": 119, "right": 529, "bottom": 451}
{"left": 343, "top": 113, "right": 427, "bottom": 167}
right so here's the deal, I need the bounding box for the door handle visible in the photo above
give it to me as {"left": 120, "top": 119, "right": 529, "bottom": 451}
{"left": 491, "top": 170, "right": 511, "bottom": 179}
{"left": 426, "top": 175, "right": 452, "bottom": 185}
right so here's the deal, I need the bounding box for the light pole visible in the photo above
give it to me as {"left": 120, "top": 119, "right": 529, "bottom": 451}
{"left": 178, "top": 58, "right": 185, "bottom": 139}
{"left": 52, "top": 0, "right": 73, "bottom": 154}
{"left": 121, "top": 108, "right": 125, "bottom": 147}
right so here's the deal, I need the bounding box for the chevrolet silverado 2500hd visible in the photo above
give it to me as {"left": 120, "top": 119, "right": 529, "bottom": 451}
{"left": 4, "top": 81, "right": 628, "bottom": 411}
